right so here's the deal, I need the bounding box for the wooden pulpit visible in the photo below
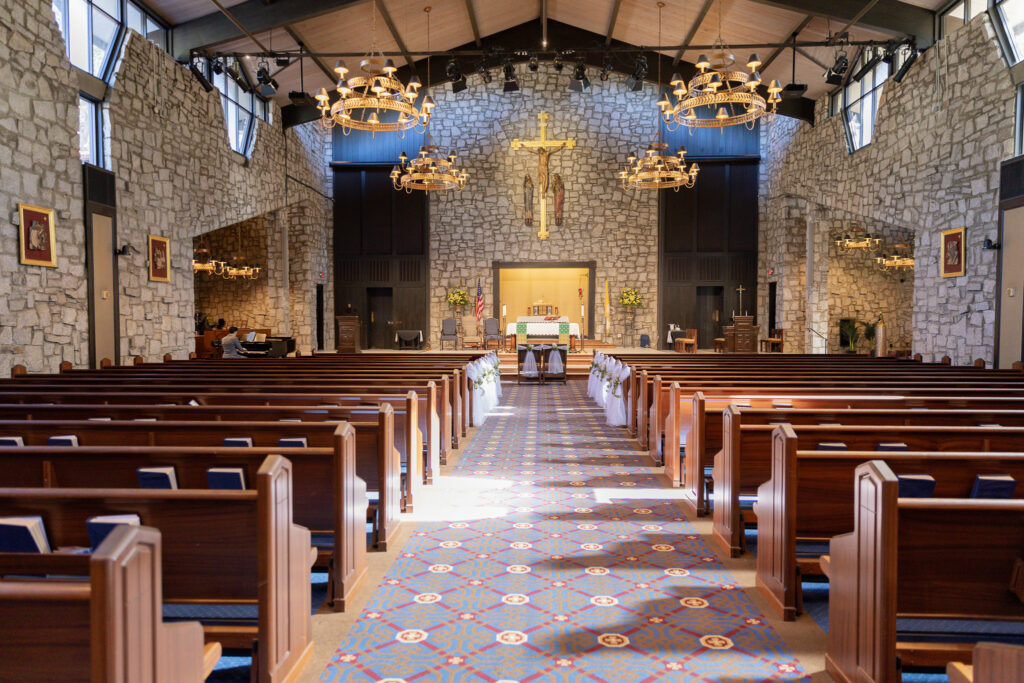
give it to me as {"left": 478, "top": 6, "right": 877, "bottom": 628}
{"left": 724, "top": 315, "right": 759, "bottom": 353}
{"left": 336, "top": 315, "right": 360, "bottom": 353}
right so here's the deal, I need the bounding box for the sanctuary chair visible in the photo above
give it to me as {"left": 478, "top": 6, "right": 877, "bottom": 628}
{"left": 760, "top": 328, "right": 784, "bottom": 352}
{"left": 440, "top": 318, "right": 459, "bottom": 349}
{"left": 461, "top": 316, "right": 482, "bottom": 349}
{"left": 675, "top": 329, "right": 698, "bottom": 353}
{"left": 483, "top": 318, "right": 503, "bottom": 349}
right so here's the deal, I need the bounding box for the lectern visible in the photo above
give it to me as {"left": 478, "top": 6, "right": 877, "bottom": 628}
{"left": 336, "top": 315, "right": 360, "bottom": 353}
{"left": 724, "top": 315, "right": 759, "bottom": 353}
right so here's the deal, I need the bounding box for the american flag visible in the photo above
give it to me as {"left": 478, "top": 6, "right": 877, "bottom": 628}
{"left": 475, "top": 278, "right": 484, "bottom": 323}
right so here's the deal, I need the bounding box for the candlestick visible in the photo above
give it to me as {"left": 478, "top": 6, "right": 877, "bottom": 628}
{"left": 502, "top": 304, "right": 507, "bottom": 317}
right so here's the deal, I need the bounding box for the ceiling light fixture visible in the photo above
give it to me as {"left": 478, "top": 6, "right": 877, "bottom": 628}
{"left": 314, "top": 4, "right": 433, "bottom": 136}
{"left": 568, "top": 59, "right": 590, "bottom": 92}
{"left": 503, "top": 58, "right": 520, "bottom": 92}
{"left": 625, "top": 54, "right": 647, "bottom": 92}
{"left": 477, "top": 63, "right": 492, "bottom": 84}
{"left": 619, "top": 2, "right": 698, "bottom": 192}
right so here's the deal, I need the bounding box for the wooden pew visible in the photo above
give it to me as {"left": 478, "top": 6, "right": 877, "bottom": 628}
{"left": 823, "top": 460, "right": 1024, "bottom": 682}
{"left": 0, "top": 384, "right": 442, "bottom": 478}
{"left": 0, "top": 398, "right": 421, "bottom": 515}
{"left": 754, "top": 428, "right": 1024, "bottom": 619}
{"left": 0, "top": 415, "right": 400, "bottom": 551}
{"left": 947, "top": 643, "right": 1024, "bottom": 683}
{"left": 672, "top": 386, "right": 1024, "bottom": 508}
{"left": 0, "top": 438, "right": 367, "bottom": 612}
{"left": 0, "top": 525, "right": 219, "bottom": 682}
{"left": 0, "top": 455, "right": 313, "bottom": 682}
{"left": 714, "top": 421, "right": 1024, "bottom": 573}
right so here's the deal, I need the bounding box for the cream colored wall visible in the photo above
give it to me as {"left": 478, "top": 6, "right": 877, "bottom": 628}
{"left": 999, "top": 206, "right": 1024, "bottom": 368}
{"left": 499, "top": 267, "right": 589, "bottom": 328}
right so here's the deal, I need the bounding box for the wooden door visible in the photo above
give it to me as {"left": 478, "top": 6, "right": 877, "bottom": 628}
{"left": 696, "top": 286, "right": 724, "bottom": 349}
{"left": 367, "top": 287, "right": 393, "bottom": 349}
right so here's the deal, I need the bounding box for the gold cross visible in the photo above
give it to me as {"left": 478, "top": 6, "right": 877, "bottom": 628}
{"left": 736, "top": 285, "right": 746, "bottom": 315}
{"left": 511, "top": 112, "right": 576, "bottom": 240}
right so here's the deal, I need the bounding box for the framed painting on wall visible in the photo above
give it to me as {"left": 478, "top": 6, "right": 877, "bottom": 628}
{"left": 18, "top": 203, "right": 57, "bottom": 267}
{"left": 148, "top": 234, "right": 170, "bottom": 282}
{"left": 940, "top": 227, "right": 966, "bottom": 278}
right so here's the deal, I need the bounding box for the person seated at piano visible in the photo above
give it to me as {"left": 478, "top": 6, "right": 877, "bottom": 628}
{"left": 221, "top": 326, "right": 248, "bottom": 359}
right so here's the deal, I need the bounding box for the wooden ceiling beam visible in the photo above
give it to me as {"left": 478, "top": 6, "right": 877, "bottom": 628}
{"left": 464, "top": 0, "right": 482, "bottom": 47}
{"left": 283, "top": 24, "right": 335, "bottom": 84}
{"left": 744, "top": 0, "right": 933, "bottom": 45}
{"left": 373, "top": 0, "right": 416, "bottom": 74}
{"left": 672, "top": 0, "right": 714, "bottom": 67}
{"left": 795, "top": 46, "right": 827, "bottom": 71}
{"left": 604, "top": 0, "right": 623, "bottom": 46}
{"left": 759, "top": 14, "right": 812, "bottom": 72}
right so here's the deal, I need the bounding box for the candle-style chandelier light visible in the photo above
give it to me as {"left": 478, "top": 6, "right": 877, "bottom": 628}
{"left": 876, "top": 242, "right": 915, "bottom": 271}
{"left": 619, "top": 2, "right": 699, "bottom": 192}
{"left": 663, "top": 1, "right": 780, "bottom": 131}
{"left": 191, "top": 231, "right": 261, "bottom": 280}
{"left": 835, "top": 226, "right": 882, "bottom": 251}
{"left": 314, "top": 2, "right": 433, "bottom": 136}
{"left": 391, "top": 7, "right": 468, "bottom": 193}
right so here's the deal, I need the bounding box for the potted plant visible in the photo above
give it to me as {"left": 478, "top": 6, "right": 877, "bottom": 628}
{"left": 446, "top": 287, "right": 470, "bottom": 316}
{"left": 839, "top": 318, "right": 862, "bottom": 353}
{"left": 861, "top": 318, "right": 878, "bottom": 356}
{"left": 618, "top": 287, "right": 643, "bottom": 315}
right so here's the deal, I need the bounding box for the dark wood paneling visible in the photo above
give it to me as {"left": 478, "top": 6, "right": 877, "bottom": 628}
{"left": 658, "top": 159, "right": 759, "bottom": 349}
{"left": 333, "top": 166, "right": 430, "bottom": 347}
{"left": 662, "top": 118, "right": 760, "bottom": 159}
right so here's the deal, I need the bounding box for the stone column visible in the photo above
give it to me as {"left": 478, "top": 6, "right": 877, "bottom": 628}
{"left": 804, "top": 208, "right": 830, "bottom": 354}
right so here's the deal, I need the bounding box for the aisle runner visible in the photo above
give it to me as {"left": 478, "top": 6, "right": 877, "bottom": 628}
{"left": 321, "top": 383, "right": 804, "bottom": 682}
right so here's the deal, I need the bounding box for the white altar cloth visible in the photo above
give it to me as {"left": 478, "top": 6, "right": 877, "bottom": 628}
{"left": 507, "top": 321, "right": 581, "bottom": 337}
{"left": 516, "top": 315, "right": 570, "bottom": 323}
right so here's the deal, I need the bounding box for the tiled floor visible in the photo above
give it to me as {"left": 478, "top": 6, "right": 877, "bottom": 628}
{"left": 319, "top": 382, "right": 805, "bottom": 682}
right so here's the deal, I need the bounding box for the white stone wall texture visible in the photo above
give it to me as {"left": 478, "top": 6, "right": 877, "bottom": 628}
{"left": 759, "top": 13, "right": 1013, "bottom": 364}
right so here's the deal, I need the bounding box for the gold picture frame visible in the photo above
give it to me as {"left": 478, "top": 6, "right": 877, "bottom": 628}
{"left": 18, "top": 203, "right": 57, "bottom": 268}
{"left": 148, "top": 234, "right": 171, "bottom": 282}
{"left": 940, "top": 227, "right": 966, "bottom": 278}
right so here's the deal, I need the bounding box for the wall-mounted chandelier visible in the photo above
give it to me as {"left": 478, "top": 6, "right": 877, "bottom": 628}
{"left": 314, "top": 4, "right": 433, "bottom": 136}
{"left": 876, "top": 243, "right": 914, "bottom": 271}
{"left": 835, "top": 227, "right": 882, "bottom": 251}
{"left": 390, "top": 7, "right": 468, "bottom": 193}
{"left": 620, "top": 2, "right": 699, "bottom": 192}
{"left": 664, "top": 1, "right": 779, "bottom": 131}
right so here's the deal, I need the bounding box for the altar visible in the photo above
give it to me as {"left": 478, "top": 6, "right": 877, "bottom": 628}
{"left": 507, "top": 318, "right": 581, "bottom": 338}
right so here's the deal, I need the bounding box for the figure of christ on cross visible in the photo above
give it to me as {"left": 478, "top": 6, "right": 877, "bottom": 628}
{"left": 511, "top": 111, "right": 576, "bottom": 240}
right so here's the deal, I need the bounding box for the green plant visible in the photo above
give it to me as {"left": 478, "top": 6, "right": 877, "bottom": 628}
{"left": 861, "top": 319, "right": 878, "bottom": 345}
{"left": 839, "top": 319, "right": 862, "bottom": 352}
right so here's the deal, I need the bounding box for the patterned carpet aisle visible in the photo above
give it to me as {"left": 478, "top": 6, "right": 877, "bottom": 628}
{"left": 320, "top": 382, "right": 805, "bottom": 682}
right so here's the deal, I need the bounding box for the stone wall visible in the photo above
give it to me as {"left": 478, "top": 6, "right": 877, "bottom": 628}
{"left": 425, "top": 70, "right": 660, "bottom": 347}
{"left": 0, "top": 0, "right": 334, "bottom": 376}
{"left": 758, "top": 13, "right": 1014, "bottom": 364}
{"left": 193, "top": 213, "right": 290, "bottom": 332}
{"left": 0, "top": 1, "right": 88, "bottom": 376}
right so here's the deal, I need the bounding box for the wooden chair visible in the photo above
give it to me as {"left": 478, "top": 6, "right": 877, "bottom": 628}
{"left": 676, "top": 328, "right": 697, "bottom": 353}
{"left": 713, "top": 337, "right": 725, "bottom": 352}
{"left": 482, "top": 318, "right": 502, "bottom": 350}
{"left": 460, "top": 315, "right": 482, "bottom": 349}
{"left": 759, "top": 328, "right": 783, "bottom": 352}
{"left": 439, "top": 318, "right": 459, "bottom": 349}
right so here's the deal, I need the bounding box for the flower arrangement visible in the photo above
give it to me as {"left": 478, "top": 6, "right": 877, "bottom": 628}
{"left": 446, "top": 288, "right": 470, "bottom": 307}
{"left": 618, "top": 287, "right": 643, "bottom": 308}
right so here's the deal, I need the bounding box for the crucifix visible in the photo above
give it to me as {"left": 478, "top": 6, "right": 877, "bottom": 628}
{"left": 736, "top": 284, "right": 747, "bottom": 316}
{"left": 511, "top": 111, "right": 576, "bottom": 240}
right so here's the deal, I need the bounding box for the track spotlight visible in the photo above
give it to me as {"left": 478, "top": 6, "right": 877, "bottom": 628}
{"left": 211, "top": 58, "right": 224, "bottom": 75}
{"left": 446, "top": 58, "right": 467, "bottom": 93}
{"left": 189, "top": 59, "right": 214, "bottom": 92}
{"left": 503, "top": 58, "right": 519, "bottom": 92}
{"left": 568, "top": 60, "right": 590, "bottom": 92}
{"left": 224, "top": 61, "right": 249, "bottom": 92}
{"left": 553, "top": 53, "right": 563, "bottom": 72}
{"left": 255, "top": 62, "right": 278, "bottom": 97}
{"left": 274, "top": 54, "right": 291, "bottom": 68}
{"left": 892, "top": 45, "right": 918, "bottom": 84}
{"left": 477, "top": 63, "right": 492, "bottom": 84}
{"left": 824, "top": 51, "right": 848, "bottom": 85}
{"left": 852, "top": 51, "right": 882, "bottom": 83}
{"left": 625, "top": 54, "right": 647, "bottom": 92}
{"left": 528, "top": 55, "right": 539, "bottom": 72}
{"left": 288, "top": 91, "right": 315, "bottom": 107}
{"left": 600, "top": 56, "right": 612, "bottom": 81}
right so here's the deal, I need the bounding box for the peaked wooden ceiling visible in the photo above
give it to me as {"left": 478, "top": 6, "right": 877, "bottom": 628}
{"left": 147, "top": 0, "right": 943, "bottom": 107}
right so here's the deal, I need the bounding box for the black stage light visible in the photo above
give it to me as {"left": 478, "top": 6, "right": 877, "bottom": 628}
{"left": 256, "top": 63, "right": 278, "bottom": 97}
{"left": 189, "top": 60, "right": 214, "bottom": 92}
{"left": 211, "top": 58, "right": 224, "bottom": 75}
{"left": 892, "top": 46, "right": 918, "bottom": 83}
{"left": 824, "top": 52, "right": 848, "bottom": 85}
{"left": 275, "top": 54, "right": 291, "bottom": 68}
{"left": 625, "top": 54, "right": 647, "bottom": 91}
{"left": 529, "top": 55, "right": 539, "bottom": 72}
{"left": 568, "top": 60, "right": 590, "bottom": 92}
{"left": 852, "top": 51, "right": 882, "bottom": 82}
{"left": 477, "top": 63, "right": 492, "bottom": 84}
{"left": 553, "top": 54, "right": 563, "bottom": 72}
{"left": 600, "top": 57, "right": 612, "bottom": 81}
{"left": 503, "top": 59, "right": 519, "bottom": 92}
{"left": 446, "top": 58, "right": 468, "bottom": 93}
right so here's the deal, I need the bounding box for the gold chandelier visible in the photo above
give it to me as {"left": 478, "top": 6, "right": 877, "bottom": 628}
{"left": 191, "top": 230, "right": 261, "bottom": 280}
{"left": 664, "top": 2, "right": 780, "bottom": 131}
{"left": 390, "top": 7, "right": 468, "bottom": 193}
{"left": 392, "top": 145, "right": 468, "bottom": 192}
{"left": 835, "top": 227, "right": 882, "bottom": 251}
{"left": 620, "top": 2, "right": 699, "bottom": 192}
{"left": 314, "top": 4, "right": 433, "bottom": 136}
{"left": 876, "top": 243, "right": 914, "bottom": 271}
